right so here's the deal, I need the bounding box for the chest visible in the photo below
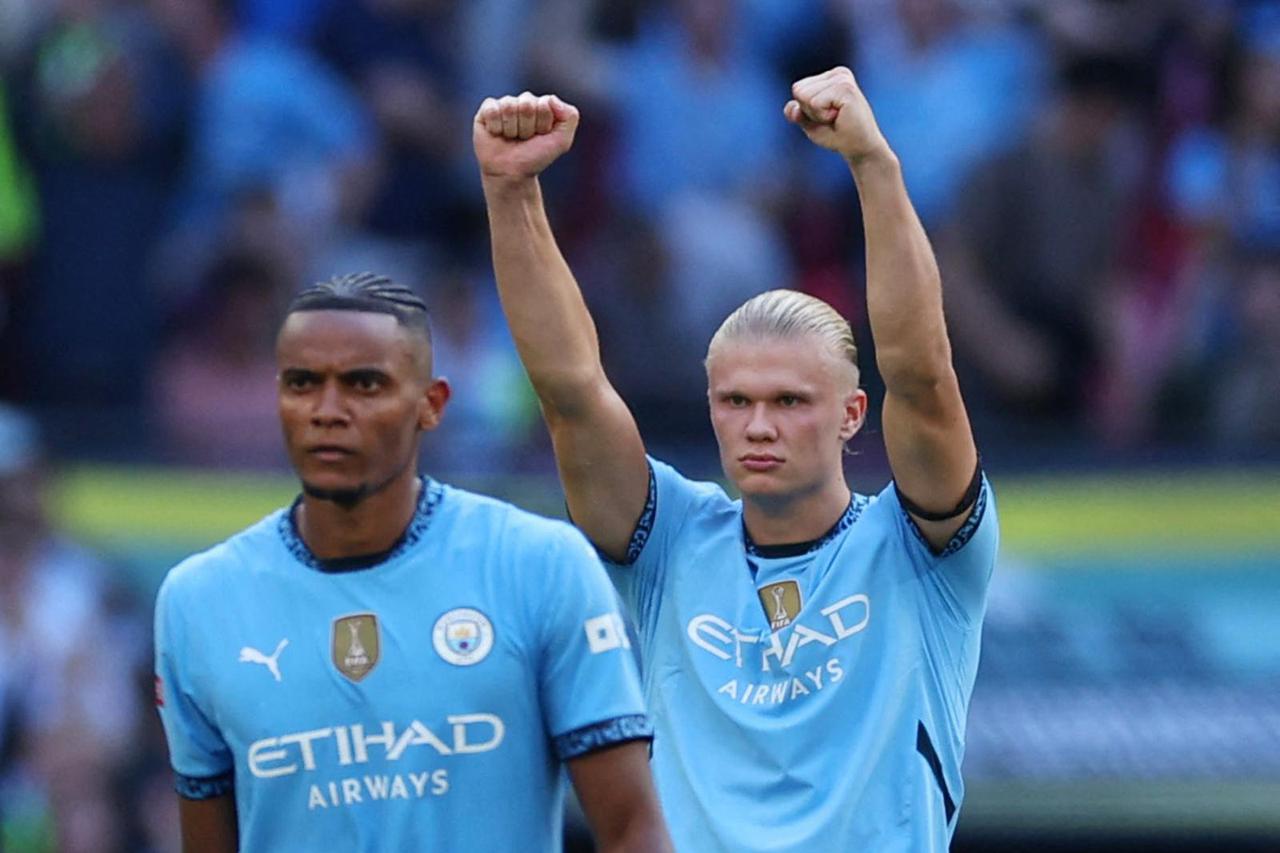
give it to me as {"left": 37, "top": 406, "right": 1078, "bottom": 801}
{"left": 192, "top": 568, "right": 536, "bottom": 760}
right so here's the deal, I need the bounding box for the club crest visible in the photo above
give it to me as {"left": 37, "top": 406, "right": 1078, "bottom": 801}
{"left": 332, "top": 613, "right": 380, "bottom": 682}
{"left": 432, "top": 608, "right": 494, "bottom": 666}
{"left": 758, "top": 580, "right": 803, "bottom": 631}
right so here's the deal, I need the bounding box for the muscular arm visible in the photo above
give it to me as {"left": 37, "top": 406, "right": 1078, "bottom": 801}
{"left": 788, "top": 69, "right": 978, "bottom": 549}
{"left": 475, "top": 95, "right": 649, "bottom": 560}
{"left": 569, "top": 741, "right": 673, "bottom": 853}
{"left": 178, "top": 793, "right": 238, "bottom": 853}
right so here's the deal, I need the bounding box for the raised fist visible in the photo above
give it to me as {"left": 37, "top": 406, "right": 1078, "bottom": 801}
{"left": 784, "top": 67, "right": 890, "bottom": 164}
{"left": 474, "top": 92, "right": 580, "bottom": 180}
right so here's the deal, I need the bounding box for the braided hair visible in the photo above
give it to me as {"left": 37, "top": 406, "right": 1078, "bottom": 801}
{"left": 286, "top": 272, "right": 432, "bottom": 343}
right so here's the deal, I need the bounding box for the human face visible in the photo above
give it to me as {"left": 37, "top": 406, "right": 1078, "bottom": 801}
{"left": 707, "top": 336, "right": 866, "bottom": 503}
{"left": 276, "top": 310, "right": 449, "bottom": 504}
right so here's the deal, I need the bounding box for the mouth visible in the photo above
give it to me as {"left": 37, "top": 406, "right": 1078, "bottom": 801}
{"left": 307, "top": 445, "right": 356, "bottom": 462}
{"left": 739, "top": 454, "right": 782, "bottom": 472}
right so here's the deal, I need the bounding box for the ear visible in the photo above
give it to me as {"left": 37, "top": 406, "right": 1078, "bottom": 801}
{"left": 418, "top": 378, "right": 451, "bottom": 432}
{"left": 839, "top": 388, "right": 868, "bottom": 443}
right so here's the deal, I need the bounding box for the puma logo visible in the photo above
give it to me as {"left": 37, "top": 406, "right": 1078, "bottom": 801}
{"left": 239, "top": 638, "right": 289, "bottom": 682}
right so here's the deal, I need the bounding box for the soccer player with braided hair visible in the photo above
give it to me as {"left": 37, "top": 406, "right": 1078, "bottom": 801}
{"left": 476, "top": 68, "right": 999, "bottom": 851}
{"left": 153, "top": 272, "right": 672, "bottom": 851}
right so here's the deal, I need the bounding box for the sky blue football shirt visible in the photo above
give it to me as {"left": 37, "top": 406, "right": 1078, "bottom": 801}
{"left": 155, "top": 480, "right": 651, "bottom": 852}
{"left": 607, "top": 458, "right": 998, "bottom": 852}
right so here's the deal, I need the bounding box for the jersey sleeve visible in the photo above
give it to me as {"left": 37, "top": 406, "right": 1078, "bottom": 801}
{"left": 604, "top": 456, "right": 723, "bottom": 638}
{"left": 533, "top": 527, "right": 653, "bottom": 761}
{"left": 153, "top": 569, "right": 235, "bottom": 798}
{"left": 888, "top": 474, "right": 999, "bottom": 625}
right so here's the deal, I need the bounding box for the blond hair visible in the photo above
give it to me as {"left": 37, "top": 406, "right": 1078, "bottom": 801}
{"left": 706, "top": 289, "right": 860, "bottom": 385}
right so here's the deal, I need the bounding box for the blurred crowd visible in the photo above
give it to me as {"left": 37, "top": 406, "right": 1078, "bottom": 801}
{"left": 0, "top": 0, "right": 1279, "bottom": 849}
{"left": 0, "top": 0, "right": 1275, "bottom": 471}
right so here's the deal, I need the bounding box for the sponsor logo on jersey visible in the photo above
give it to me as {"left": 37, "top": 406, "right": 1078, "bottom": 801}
{"left": 432, "top": 608, "right": 494, "bottom": 666}
{"left": 248, "top": 714, "right": 506, "bottom": 779}
{"left": 687, "top": 593, "right": 870, "bottom": 671}
{"left": 757, "top": 580, "right": 802, "bottom": 630}
{"left": 333, "top": 614, "right": 380, "bottom": 682}
{"left": 240, "top": 638, "right": 289, "bottom": 682}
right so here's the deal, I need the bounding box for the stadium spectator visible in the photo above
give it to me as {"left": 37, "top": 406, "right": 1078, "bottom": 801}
{"left": 0, "top": 404, "right": 148, "bottom": 853}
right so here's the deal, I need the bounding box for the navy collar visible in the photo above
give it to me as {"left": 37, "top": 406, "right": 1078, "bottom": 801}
{"left": 279, "top": 478, "right": 444, "bottom": 572}
{"left": 743, "top": 495, "right": 865, "bottom": 559}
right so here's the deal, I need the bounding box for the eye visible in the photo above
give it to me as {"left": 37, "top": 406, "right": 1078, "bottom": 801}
{"left": 351, "top": 374, "right": 384, "bottom": 393}
{"left": 778, "top": 394, "right": 800, "bottom": 408}
{"left": 283, "top": 373, "right": 315, "bottom": 392}
{"left": 727, "top": 394, "right": 749, "bottom": 407}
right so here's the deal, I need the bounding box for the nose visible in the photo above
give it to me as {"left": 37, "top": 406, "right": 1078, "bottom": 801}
{"left": 744, "top": 402, "right": 776, "bottom": 442}
{"left": 310, "top": 380, "right": 350, "bottom": 427}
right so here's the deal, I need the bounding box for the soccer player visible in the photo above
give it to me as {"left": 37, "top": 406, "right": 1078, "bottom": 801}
{"left": 153, "top": 273, "right": 673, "bottom": 852}
{"left": 475, "top": 68, "right": 998, "bottom": 851}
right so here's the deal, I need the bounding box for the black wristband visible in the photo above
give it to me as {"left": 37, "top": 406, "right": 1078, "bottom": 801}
{"left": 896, "top": 459, "right": 983, "bottom": 522}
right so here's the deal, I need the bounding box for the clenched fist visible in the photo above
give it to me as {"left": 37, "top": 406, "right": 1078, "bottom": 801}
{"left": 474, "top": 92, "right": 580, "bottom": 180}
{"left": 784, "top": 67, "right": 891, "bottom": 165}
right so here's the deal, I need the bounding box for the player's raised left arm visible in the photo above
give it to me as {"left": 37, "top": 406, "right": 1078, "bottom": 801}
{"left": 569, "top": 742, "right": 673, "bottom": 852}
{"left": 787, "top": 67, "right": 978, "bottom": 550}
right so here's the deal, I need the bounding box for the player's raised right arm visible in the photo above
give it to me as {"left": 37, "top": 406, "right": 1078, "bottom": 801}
{"left": 474, "top": 93, "right": 648, "bottom": 561}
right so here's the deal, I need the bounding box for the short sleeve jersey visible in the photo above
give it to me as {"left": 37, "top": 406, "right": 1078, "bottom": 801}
{"left": 154, "top": 480, "right": 650, "bottom": 852}
{"left": 607, "top": 458, "right": 998, "bottom": 852}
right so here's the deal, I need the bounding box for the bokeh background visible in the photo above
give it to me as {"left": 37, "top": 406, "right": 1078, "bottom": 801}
{"left": 0, "top": 0, "right": 1277, "bottom": 850}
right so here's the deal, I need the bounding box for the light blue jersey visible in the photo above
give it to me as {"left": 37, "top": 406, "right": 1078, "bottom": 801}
{"left": 154, "top": 480, "right": 651, "bottom": 852}
{"left": 607, "top": 458, "right": 998, "bottom": 852}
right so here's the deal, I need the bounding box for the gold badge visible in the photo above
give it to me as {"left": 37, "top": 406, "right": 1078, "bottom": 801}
{"left": 758, "top": 580, "right": 802, "bottom": 631}
{"left": 332, "top": 613, "right": 380, "bottom": 682}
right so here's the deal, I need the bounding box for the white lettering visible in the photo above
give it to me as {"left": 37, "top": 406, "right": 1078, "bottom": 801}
{"left": 364, "top": 775, "right": 390, "bottom": 800}
{"left": 278, "top": 728, "right": 331, "bottom": 771}
{"left": 717, "top": 679, "right": 739, "bottom": 699}
{"left": 770, "top": 681, "right": 788, "bottom": 703}
{"left": 409, "top": 772, "right": 431, "bottom": 797}
{"left": 334, "top": 726, "right": 352, "bottom": 765}
{"left": 740, "top": 683, "right": 755, "bottom": 704}
{"left": 390, "top": 775, "right": 409, "bottom": 799}
{"left": 308, "top": 785, "right": 327, "bottom": 810}
{"left": 804, "top": 666, "right": 824, "bottom": 690}
{"left": 688, "top": 614, "right": 735, "bottom": 660}
{"left": 431, "top": 769, "right": 449, "bottom": 795}
{"left": 790, "top": 678, "right": 811, "bottom": 699}
{"left": 248, "top": 738, "right": 294, "bottom": 778}
{"left": 328, "top": 781, "right": 339, "bottom": 805}
{"left": 450, "top": 714, "right": 505, "bottom": 754}
{"left": 342, "top": 778, "right": 362, "bottom": 804}
{"left": 387, "top": 721, "right": 452, "bottom": 760}
{"left": 351, "top": 722, "right": 396, "bottom": 763}
{"left": 826, "top": 658, "right": 844, "bottom": 683}
{"left": 751, "top": 685, "right": 770, "bottom": 704}
{"left": 823, "top": 594, "right": 870, "bottom": 639}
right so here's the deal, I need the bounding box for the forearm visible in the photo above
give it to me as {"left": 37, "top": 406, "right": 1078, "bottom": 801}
{"left": 482, "top": 175, "right": 605, "bottom": 416}
{"left": 852, "top": 149, "right": 954, "bottom": 395}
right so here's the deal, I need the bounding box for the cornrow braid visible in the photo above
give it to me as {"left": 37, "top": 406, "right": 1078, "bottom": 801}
{"left": 286, "top": 272, "right": 432, "bottom": 342}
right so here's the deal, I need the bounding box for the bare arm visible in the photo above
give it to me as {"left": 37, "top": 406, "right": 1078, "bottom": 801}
{"left": 178, "top": 794, "right": 237, "bottom": 853}
{"left": 569, "top": 742, "right": 673, "bottom": 853}
{"left": 787, "top": 69, "right": 978, "bottom": 549}
{"left": 474, "top": 94, "right": 649, "bottom": 561}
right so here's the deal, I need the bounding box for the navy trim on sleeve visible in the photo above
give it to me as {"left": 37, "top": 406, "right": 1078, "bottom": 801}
{"left": 900, "top": 477, "right": 989, "bottom": 558}
{"left": 896, "top": 460, "right": 983, "bottom": 522}
{"left": 613, "top": 463, "right": 657, "bottom": 567}
{"left": 916, "top": 722, "right": 957, "bottom": 824}
{"left": 175, "top": 770, "right": 233, "bottom": 800}
{"left": 553, "top": 714, "right": 654, "bottom": 761}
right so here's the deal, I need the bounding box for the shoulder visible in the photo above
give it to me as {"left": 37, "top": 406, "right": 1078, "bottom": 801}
{"left": 648, "top": 456, "right": 735, "bottom": 516}
{"left": 438, "top": 485, "right": 594, "bottom": 555}
{"left": 156, "top": 510, "right": 285, "bottom": 612}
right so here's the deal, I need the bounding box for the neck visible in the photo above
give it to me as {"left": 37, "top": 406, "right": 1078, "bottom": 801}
{"left": 741, "top": 477, "right": 851, "bottom": 547}
{"left": 296, "top": 469, "right": 421, "bottom": 561}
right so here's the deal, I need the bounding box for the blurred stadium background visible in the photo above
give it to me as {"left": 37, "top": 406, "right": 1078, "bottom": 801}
{"left": 0, "top": 0, "right": 1277, "bottom": 850}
